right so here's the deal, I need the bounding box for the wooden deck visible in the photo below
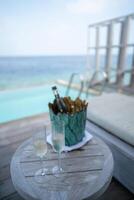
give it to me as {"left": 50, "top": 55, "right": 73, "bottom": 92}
{"left": 0, "top": 113, "right": 133, "bottom": 200}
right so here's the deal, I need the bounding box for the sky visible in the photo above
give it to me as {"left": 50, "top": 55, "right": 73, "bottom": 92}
{"left": 0, "top": 0, "right": 134, "bottom": 56}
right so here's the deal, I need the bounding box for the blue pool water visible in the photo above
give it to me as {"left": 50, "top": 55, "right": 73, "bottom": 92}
{"left": 0, "top": 85, "right": 59, "bottom": 123}
{"left": 0, "top": 84, "right": 86, "bottom": 123}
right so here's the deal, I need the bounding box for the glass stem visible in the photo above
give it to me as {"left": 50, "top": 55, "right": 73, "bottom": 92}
{"left": 58, "top": 151, "right": 61, "bottom": 171}
{"left": 40, "top": 157, "right": 45, "bottom": 176}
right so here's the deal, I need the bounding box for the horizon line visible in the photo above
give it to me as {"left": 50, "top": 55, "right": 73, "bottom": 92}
{"left": 0, "top": 54, "right": 87, "bottom": 57}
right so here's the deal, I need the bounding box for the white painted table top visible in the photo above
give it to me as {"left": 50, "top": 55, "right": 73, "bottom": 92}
{"left": 10, "top": 135, "right": 113, "bottom": 200}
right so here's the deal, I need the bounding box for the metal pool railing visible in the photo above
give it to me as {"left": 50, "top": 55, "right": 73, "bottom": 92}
{"left": 87, "top": 13, "right": 134, "bottom": 90}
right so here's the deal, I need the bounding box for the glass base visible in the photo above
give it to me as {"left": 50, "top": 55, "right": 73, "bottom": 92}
{"left": 34, "top": 168, "right": 48, "bottom": 183}
{"left": 52, "top": 166, "right": 63, "bottom": 177}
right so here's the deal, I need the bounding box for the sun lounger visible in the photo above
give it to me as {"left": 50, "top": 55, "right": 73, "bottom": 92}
{"left": 86, "top": 93, "right": 134, "bottom": 193}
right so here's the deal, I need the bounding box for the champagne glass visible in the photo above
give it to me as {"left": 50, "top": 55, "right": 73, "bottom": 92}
{"left": 51, "top": 120, "right": 65, "bottom": 177}
{"left": 33, "top": 126, "right": 48, "bottom": 183}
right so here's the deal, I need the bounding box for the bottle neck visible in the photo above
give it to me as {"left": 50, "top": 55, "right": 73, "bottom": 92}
{"left": 53, "top": 89, "right": 60, "bottom": 99}
{"left": 52, "top": 86, "right": 67, "bottom": 113}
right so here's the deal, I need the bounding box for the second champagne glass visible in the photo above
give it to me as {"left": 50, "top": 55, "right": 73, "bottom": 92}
{"left": 33, "top": 126, "right": 48, "bottom": 183}
{"left": 52, "top": 120, "right": 65, "bottom": 177}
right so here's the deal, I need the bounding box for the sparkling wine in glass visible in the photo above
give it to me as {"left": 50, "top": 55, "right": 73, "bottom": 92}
{"left": 52, "top": 120, "right": 65, "bottom": 177}
{"left": 34, "top": 139, "right": 47, "bottom": 158}
{"left": 53, "top": 133, "right": 64, "bottom": 152}
{"left": 33, "top": 126, "right": 48, "bottom": 183}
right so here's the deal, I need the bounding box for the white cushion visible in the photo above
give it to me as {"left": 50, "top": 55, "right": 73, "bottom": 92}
{"left": 87, "top": 93, "right": 134, "bottom": 146}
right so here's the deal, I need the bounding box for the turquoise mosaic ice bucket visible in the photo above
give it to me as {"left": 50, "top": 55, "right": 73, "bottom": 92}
{"left": 49, "top": 109, "right": 87, "bottom": 146}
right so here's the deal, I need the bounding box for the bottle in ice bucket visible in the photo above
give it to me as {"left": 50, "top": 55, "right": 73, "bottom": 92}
{"left": 49, "top": 86, "right": 88, "bottom": 146}
{"left": 52, "top": 86, "right": 67, "bottom": 113}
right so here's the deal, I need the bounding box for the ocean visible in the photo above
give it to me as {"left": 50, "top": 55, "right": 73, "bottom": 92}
{"left": 0, "top": 56, "right": 86, "bottom": 91}
{"left": 0, "top": 54, "right": 132, "bottom": 91}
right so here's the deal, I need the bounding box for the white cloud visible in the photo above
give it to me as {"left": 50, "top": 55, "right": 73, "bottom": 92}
{"left": 67, "top": 0, "right": 106, "bottom": 15}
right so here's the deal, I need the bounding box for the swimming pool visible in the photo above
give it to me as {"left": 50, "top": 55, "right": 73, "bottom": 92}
{"left": 0, "top": 84, "right": 86, "bottom": 123}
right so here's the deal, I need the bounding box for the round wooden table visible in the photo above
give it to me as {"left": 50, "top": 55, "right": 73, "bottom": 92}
{"left": 10, "top": 135, "right": 113, "bottom": 200}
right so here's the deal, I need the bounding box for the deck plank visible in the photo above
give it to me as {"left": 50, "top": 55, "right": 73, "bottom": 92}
{"left": 0, "top": 192, "right": 24, "bottom": 200}
{"left": 0, "top": 113, "right": 133, "bottom": 200}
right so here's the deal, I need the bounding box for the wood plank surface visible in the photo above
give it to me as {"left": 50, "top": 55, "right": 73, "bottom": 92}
{"left": 10, "top": 130, "right": 114, "bottom": 200}
{"left": 0, "top": 113, "right": 133, "bottom": 200}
